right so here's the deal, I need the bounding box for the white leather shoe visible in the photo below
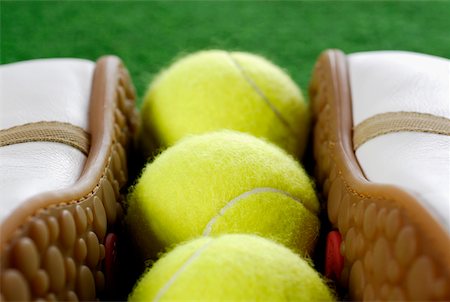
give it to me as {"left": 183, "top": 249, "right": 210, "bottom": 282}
{"left": 0, "top": 56, "right": 138, "bottom": 301}
{"left": 310, "top": 50, "right": 450, "bottom": 301}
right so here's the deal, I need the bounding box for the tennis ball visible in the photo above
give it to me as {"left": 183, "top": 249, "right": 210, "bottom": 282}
{"left": 127, "top": 130, "right": 320, "bottom": 260}
{"left": 140, "top": 49, "right": 310, "bottom": 158}
{"left": 129, "top": 234, "right": 334, "bottom": 301}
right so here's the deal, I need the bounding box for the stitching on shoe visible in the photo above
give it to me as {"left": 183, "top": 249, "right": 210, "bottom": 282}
{"left": 317, "top": 58, "right": 387, "bottom": 202}
{"left": 0, "top": 121, "right": 91, "bottom": 155}
{"left": 353, "top": 111, "right": 450, "bottom": 150}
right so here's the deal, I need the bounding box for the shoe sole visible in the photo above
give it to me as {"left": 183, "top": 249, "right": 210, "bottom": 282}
{"left": 0, "top": 56, "right": 138, "bottom": 301}
{"left": 310, "top": 49, "right": 450, "bottom": 301}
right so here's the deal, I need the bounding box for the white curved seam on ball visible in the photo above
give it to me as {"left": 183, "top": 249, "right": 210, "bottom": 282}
{"left": 153, "top": 240, "right": 213, "bottom": 302}
{"left": 202, "top": 187, "right": 313, "bottom": 236}
{"left": 226, "top": 52, "right": 295, "bottom": 133}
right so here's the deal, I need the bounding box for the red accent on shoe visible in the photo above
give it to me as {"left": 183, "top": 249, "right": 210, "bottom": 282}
{"left": 105, "top": 232, "right": 118, "bottom": 291}
{"left": 325, "top": 230, "right": 344, "bottom": 280}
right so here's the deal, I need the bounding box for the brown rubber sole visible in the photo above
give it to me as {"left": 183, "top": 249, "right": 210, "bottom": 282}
{"left": 310, "top": 49, "right": 450, "bottom": 301}
{"left": 0, "top": 56, "right": 138, "bottom": 301}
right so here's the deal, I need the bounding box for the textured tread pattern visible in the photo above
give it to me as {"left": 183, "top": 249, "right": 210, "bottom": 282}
{"left": 0, "top": 59, "right": 137, "bottom": 301}
{"left": 310, "top": 50, "right": 450, "bottom": 301}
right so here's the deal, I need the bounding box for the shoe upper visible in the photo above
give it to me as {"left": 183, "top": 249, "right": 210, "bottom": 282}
{"left": 349, "top": 51, "right": 450, "bottom": 232}
{"left": 0, "top": 59, "right": 94, "bottom": 222}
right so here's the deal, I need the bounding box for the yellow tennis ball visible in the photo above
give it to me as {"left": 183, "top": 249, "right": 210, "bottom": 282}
{"left": 129, "top": 234, "right": 334, "bottom": 301}
{"left": 127, "top": 130, "right": 320, "bottom": 260}
{"left": 141, "top": 49, "right": 310, "bottom": 158}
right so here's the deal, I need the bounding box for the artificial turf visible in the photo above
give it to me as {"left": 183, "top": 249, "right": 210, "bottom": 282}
{"left": 1, "top": 1, "right": 449, "bottom": 107}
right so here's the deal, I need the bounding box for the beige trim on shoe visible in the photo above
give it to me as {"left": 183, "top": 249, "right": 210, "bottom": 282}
{"left": 0, "top": 121, "right": 91, "bottom": 155}
{"left": 353, "top": 111, "right": 450, "bottom": 150}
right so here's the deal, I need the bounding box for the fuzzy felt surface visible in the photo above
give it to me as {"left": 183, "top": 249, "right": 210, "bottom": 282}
{"left": 127, "top": 131, "right": 319, "bottom": 260}
{"left": 142, "top": 50, "right": 309, "bottom": 157}
{"left": 129, "top": 234, "right": 334, "bottom": 302}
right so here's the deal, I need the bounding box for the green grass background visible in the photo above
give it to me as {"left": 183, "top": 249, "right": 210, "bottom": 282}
{"left": 2, "top": 1, "right": 449, "bottom": 107}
